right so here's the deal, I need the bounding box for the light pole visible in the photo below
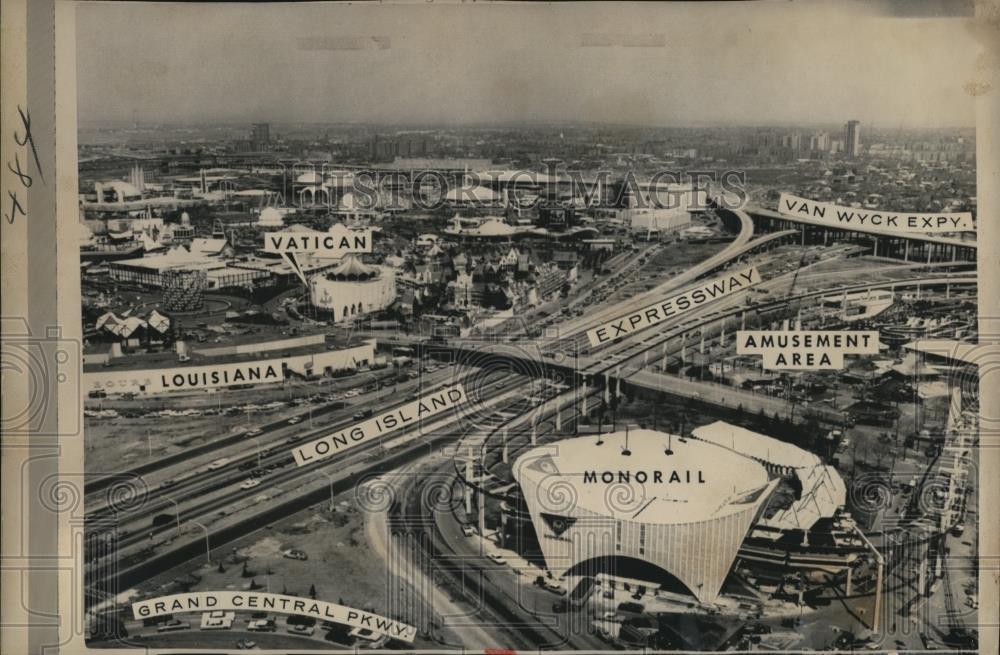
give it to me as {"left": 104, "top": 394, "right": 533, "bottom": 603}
{"left": 249, "top": 437, "right": 264, "bottom": 468}
{"left": 164, "top": 496, "right": 181, "bottom": 535}
{"left": 319, "top": 471, "right": 335, "bottom": 511}
{"left": 190, "top": 520, "right": 211, "bottom": 564}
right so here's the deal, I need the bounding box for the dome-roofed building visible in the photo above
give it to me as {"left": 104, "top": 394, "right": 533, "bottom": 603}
{"left": 258, "top": 206, "right": 285, "bottom": 229}
{"left": 444, "top": 215, "right": 516, "bottom": 239}
{"left": 309, "top": 255, "right": 396, "bottom": 323}
{"left": 444, "top": 185, "right": 500, "bottom": 206}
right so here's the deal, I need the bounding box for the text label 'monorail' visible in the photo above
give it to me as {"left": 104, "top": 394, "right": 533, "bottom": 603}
{"left": 778, "top": 193, "right": 974, "bottom": 233}
{"left": 587, "top": 266, "right": 762, "bottom": 347}
{"left": 292, "top": 384, "right": 467, "bottom": 465}
{"left": 132, "top": 592, "right": 416, "bottom": 642}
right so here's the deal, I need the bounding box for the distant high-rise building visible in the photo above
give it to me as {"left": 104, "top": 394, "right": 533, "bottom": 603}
{"left": 809, "top": 132, "right": 831, "bottom": 152}
{"left": 369, "top": 133, "right": 430, "bottom": 161}
{"left": 845, "top": 120, "right": 861, "bottom": 157}
{"left": 252, "top": 122, "right": 271, "bottom": 144}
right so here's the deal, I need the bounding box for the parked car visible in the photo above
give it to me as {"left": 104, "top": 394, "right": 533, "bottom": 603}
{"left": 281, "top": 548, "right": 308, "bottom": 561}
{"left": 487, "top": 553, "right": 506, "bottom": 565}
{"left": 461, "top": 524, "right": 475, "bottom": 537}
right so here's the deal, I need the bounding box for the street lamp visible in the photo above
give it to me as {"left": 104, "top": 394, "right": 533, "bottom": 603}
{"left": 189, "top": 520, "right": 212, "bottom": 564}
{"left": 249, "top": 436, "right": 264, "bottom": 468}
{"left": 163, "top": 496, "right": 182, "bottom": 535}
{"left": 318, "top": 470, "right": 336, "bottom": 511}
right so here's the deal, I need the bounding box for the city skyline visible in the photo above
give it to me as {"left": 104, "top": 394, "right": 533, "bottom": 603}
{"left": 77, "top": 2, "right": 979, "bottom": 129}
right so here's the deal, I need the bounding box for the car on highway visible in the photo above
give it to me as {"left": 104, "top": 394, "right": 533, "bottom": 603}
{"left": 235, "top": 639, "right": 257, "bottom": 650}
{"left": 247, "top": 619, "right": 276, "bottom": 632}
{"left": 486, "top": 553, "right": 506, "bottom": 565}
{"left": 200, "top": 610, "right": 235, "bottom": 630}
{"left": 349, "top": 627, "right": 388, "bottom": 648}
{"left": 288, "top": 624, "right": 315, "bottom": 636}
{"left": 287, "top": 416, "right": 302, "bottom": 424}
{"left": 161, "top": 478, "right": 178, "bottom": 489}
{"left": 156, "top": 619, "right": 190, "bottom": 632}
{"left": 345, "top": 389, "right": 362, "bottom": 398}
{"left": 207, "top": 458, "right": 230, "bottom": 471}
{"left": 240, "top": 479, "right": 261, "bottom": 490}
{"left": 542, "top": 580, "right": 567, "bottom": 595}
{"left": 246, "top": 428, "right": 263, "bottom": 436}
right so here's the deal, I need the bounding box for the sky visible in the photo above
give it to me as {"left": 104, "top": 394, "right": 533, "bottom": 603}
{"left": 76, "top": 1, "right": 981, "bottom": 128}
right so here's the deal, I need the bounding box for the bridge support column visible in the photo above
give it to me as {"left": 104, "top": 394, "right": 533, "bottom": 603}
{"left": 531, "top": 423, "right": 537, "bottom": 446}
{"left": 904, "top": 240, "right": 909, "bottom": 262}
{"left": 478, "top": 490, "right": 486, "bottom": 541}
{"left": 581, "top": 388, "right": 588, "bottom": 417}
{"left": 555, "top": 405, "right": 562, "bottom": 432}
{"left": 464, "top": 458, "right": 473, "bottom": 515}
{"left": 846, "top": 565, "right": 853, "bottom": 595}
{"left": 699, "top": 327, "right": 705, "bottom": 355}
{"left": 873, "top": 560, "right": 884, "bottom": 633}
{"left": 502, "top": 429, "right": 509, "bottom": 464}
{"left": 741, "top": 312, "right": 746, "bottom": 330}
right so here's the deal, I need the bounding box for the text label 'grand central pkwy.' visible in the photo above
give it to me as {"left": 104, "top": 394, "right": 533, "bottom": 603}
{"left": 778, "top": 193, "right": 975, "bottom": 233}
{"left": 586, "top": 266, "right": 762, "bottom": 347}
{"left": 291, "top": 383, "right": 468, "bottom": 465}
{"left": 131, "top": 592, "right": 417, "bottom": 642}
{"left": 737, "top": 330, "right": 880, "bottom": 370}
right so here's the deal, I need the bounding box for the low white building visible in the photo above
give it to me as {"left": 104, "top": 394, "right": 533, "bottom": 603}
{"left": 309, "top": 256, "right": 397, "bottom": 323}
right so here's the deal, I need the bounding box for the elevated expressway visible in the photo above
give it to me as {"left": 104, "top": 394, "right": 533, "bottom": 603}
{"left": 747, "top": 206, "right": 977, "bottom": 263}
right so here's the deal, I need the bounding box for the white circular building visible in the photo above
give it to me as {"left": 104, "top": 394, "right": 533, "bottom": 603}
{"left": 309, "top": 255, "right": 396, "bottom": 323}
{"left": 513, "top": 429, "right": 777, "bottom": 603}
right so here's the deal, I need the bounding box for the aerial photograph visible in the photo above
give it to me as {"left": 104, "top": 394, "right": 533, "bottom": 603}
{"left": 77, "top": 2, "right": 981, "bottom": 651}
